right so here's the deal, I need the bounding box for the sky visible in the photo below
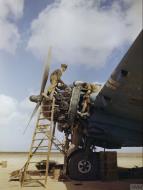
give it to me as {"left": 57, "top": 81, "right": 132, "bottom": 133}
{"left": 0, "top": 0, "right": 142, "bottom": 152}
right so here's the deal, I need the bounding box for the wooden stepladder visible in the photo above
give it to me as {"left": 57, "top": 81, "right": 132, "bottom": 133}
{"left": 20, "top": 98, "right": 56, "bottom": 187}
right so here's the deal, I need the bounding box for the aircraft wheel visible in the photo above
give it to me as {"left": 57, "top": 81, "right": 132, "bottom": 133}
{"left": 68, "top": 150, "right": 99, "bottom": 180}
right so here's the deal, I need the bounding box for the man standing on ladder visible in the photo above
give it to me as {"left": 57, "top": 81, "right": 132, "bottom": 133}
{"left": 43, "top": 64, "right": 68, "bottom": 99}
{"left": 49, "top": 63, "right": 68, "bottom": 96}
{"left": 29, "top": 64, "right": 68, "bottom": 103}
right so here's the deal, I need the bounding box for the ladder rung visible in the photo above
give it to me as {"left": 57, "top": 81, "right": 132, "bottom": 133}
{"left": 37, "top": 128, "right": 48, "bottom": 131}
{"left": 35, "top": 131, "right": 49, "bottom": 133}
{"left": 37, "top": 127, "right": 49, "bottom": 130}
{"left": 37, "top": 126, "right": 49, "bottom": 129}
{"left": 37, "top": 128, "right": 50, "bottom": 130}
{"left": 36, "top": 129, "right": 50, "bottom": 133}
{"left": 38, "top": 124, "right": 49, "bottom": 126}
{"left": 40, "top": 111, "right": 51, "bottom": 113}
{"left": 24, "top": 178, "right": 46, "bottom": 181}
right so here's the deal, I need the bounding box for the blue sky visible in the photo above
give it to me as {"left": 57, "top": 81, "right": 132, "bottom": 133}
{"left": 0, "top": 0, "right": 142, "bottom": 152}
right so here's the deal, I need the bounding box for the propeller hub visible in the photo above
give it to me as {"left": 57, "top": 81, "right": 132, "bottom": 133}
{"left": 29, "top": 95, "right": 42, "bottom": 103}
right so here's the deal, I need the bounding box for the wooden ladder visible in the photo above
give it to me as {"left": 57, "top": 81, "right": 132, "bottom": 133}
{"left": 20, "top": 98, "right": 56, "bottom": 188}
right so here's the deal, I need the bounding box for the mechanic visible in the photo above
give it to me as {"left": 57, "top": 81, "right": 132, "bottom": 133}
{"left": 42, "top": 64, "right": 68, "bottom": 99}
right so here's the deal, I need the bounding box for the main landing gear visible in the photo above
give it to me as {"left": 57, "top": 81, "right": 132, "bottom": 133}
{"left": 67, "top": 150, "right": 100, "bottom": 180}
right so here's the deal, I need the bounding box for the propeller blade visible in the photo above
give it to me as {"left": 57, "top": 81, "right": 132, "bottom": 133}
{"left": 24, "top": 47, "right": 52, "bottom": 134}
{"left": 23, "top": 102, "right": 40, "bottom": 134}
{"left": 40, "top": 47, "right": 52, "bottom": 94}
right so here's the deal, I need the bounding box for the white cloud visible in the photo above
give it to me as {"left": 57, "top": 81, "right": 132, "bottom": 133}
{"left": 27, "top": 0, "right": 142, "bottom": 68}
{"left": 0, "top": 94, "right": 34, "bottom": 126}
{"left": 0, "top": 94, "right": 17, "bottom": 117}
{"left": 0, "top": 94, "right": 36, "bottom": 151}
{"left": 0, "top": 0, "right": 24, "bottom": 53}
{"left": 0, "top": 20, "right": 20, "bottom": 53}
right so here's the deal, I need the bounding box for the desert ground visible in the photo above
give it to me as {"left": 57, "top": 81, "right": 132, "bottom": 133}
{"left": 0, "top": 152, "right": 142, "bottom": 190}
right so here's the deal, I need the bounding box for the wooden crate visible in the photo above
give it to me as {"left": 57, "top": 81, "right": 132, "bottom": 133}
{"left": 99, "top": 151, "right": 118, "bottom": 180}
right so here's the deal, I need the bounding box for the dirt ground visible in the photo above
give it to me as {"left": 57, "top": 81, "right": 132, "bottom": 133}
{"left": 0, "top": 152, "right": 142, "bottom": 190}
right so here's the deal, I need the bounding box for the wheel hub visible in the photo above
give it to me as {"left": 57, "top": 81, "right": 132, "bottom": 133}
{"left": 78, "top": 160, "right": 91, "bottom": 174}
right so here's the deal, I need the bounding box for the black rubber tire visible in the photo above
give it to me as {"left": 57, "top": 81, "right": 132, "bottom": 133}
{"left": 67, "top": 150, "right": 100, "bottom": 180}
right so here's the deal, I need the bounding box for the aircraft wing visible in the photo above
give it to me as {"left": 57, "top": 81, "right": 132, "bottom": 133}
{"left": 93, "top": 30, "right": 143, "bottom": 122}
{"left": 88, "top": 30, "right": 143, "bottom": 148}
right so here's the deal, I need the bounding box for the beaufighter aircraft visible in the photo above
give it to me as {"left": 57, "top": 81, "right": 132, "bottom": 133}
{"left": 27, "top": 30, "right": 143, "bottom": 180}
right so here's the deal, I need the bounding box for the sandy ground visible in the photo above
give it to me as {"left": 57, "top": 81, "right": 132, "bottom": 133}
{"left": 0, "top": 152, "right": 142, "bottom": 190}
